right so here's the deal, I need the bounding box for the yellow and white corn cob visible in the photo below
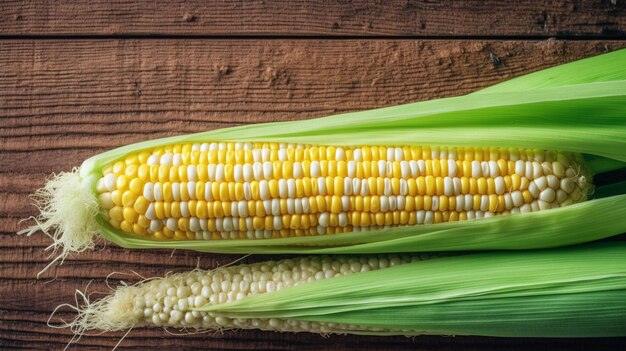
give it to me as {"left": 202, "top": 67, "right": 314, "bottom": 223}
{"left": 95, "top": 142, "right": 589, "bottom": 241}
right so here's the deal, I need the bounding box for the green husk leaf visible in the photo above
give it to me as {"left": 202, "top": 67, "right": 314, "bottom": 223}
{"left": 198, "top": 243, "right": 626, "bottom": 337}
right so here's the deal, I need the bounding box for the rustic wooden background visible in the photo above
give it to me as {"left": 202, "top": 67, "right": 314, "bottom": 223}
{"left": 2, "top": 1, "right": 626, "bottom": 350}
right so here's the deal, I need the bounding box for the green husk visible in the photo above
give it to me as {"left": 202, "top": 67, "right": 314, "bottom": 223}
{"left": 197, "top": 242, "right": 626, "bottom": 337}
{"left": 22, "top": 49, "right": 626, "bottom": 261}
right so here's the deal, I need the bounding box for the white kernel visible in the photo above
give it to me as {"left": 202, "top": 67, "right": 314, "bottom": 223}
{"left": 514, "top": 160, "right": 524, "bottom": 176}
{"left": 215, "top": 164, "right": 225, "bottom": 181}
{"left": 145, "top": 203, "right": 156, "bottom": 220}
{"left": 534, "top": 176, "right": 547, "bottom": 190}
{"left": 488, "top": 160, "right": 499, "bottom": 177}
{"left": 547, "top": 174, "right": 559, "bottom": 189}
{"left": 187, "top": 182, "right": 196, "bottom": 199}
{"left": 259, "top": 162, "right": 270, "bottom": 179}
{"left": 234, "top": 164, "right": 243, "bottom": 182}
{"left": 149, "top": 219, "right": 162, "bottom": 232}
{"left": 187, "top": 165, "right": 197, "bottom": 181}
{"left": 472, "top": 161, "right": 482, "bottom": 177}
{"left": 561, "top": 178, "right": 575, "bottom": 193}
{"left": 539, "top": 188, "right": 556, "bottom": 202}
{"left": 443, "top": 177, "right": 453, "bottom": 196}
{"left": 318, "top": 213, "right": 330, "bottom": 227}
{"left": 103, "top": 173, "right": 116, "bottom": 191}
{"left": 511, "top": 191, "right": 524, "bottom": 207}
{"left": 310, "top": 161, "right": 320, "bottom": 177}
{"left": 448, "top": 159, "right": 457, "bottom": 177}
{"left": 259, "top": 180, "right": 269, "bottom": 200}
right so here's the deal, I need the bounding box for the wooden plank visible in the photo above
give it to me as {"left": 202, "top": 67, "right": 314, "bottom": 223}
{"left": 1, "top": 0, "right": 625, "bottom": 37}
{"left": 2, "top": 40, "right": 626, "bottom": 349}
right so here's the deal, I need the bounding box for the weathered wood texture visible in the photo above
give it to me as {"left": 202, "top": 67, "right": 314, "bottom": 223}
{"left": 2, "top": 37, "right": 626, "bottom": 350}
{"left": 1, "top": 0, "right": 626, "bottom": 37}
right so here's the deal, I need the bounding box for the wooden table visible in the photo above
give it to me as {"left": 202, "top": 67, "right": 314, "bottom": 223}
{"left": 2, "top": 1, "right": 626, "bottom": 350}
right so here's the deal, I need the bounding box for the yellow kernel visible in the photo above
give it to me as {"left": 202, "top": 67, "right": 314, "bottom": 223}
{"left": 415, "top": 177, "right": 425, "bottom": 195}
{"left": 425, "top": 176, "right": 436, "bottom": 196}
{"left": 219, "top": 183, "right": 230, "bottom": 201}
{"left": 154, "top": 202, "right": 165, "bottom": 219}
{"left": 439, "top": 195, "right": 449, "bottom": 211}
{"left": 487, "top": 178, "right": 495, "bottom": 195}
{"left": 133, "top": 224, "right": 147, "bottom": 235}
{"left": 120, "top": 220, "right": 133, "bottom": 233}
{"left": 116, "top": 175, "right": 129, "bottom": 191}
{"left": 137, "top": 215, "right": 150, "bottom": 228}
{"left": 360, "top": 212, "right": 371, "bottom": 226}
{"left": 113, "top": 161, "right": 125, "bottom": 175}
{"left": 169, "top": 167, "right": 179, "bottom": 182}
{"left": 109, "top": 206, "right": 123, "bottom": 221}
{"left": 132, "top": 196, "right": 149, "bottom": 215}
{"left": 405, "top": 195, "right": 415, "bottom": 211}
{"left": 423, "top": 195, "right": 432, "bottom": 210}
{"left": 407, "top": 179, "right": 417, "bottom": 196}
{"left": 123, "top": 207, "right": 138, "bottom": 223}
{"left": 415, "top": 196, "right": 424, "bottom": 210}
{"left": 125, "top": 164, "right": 138, "bottom": 178}
{"left": 178, "top": 218, "right": 189, "bottom": 231}
{"left": 212, "top": 201, "right": 223, "bottom": 218}
{"left": 435, "top": 177, "right": 444, "bottom": 195}
{"left": 337, "top": 161, "right": 347, "bottom": 177}
{"left": 129, "top": 178, "right": 143, "bottom": 194}
{"left": 158, "top": 165, "right": 169, "bottom": 182}
{"left": 333, "top": 176, "right": 343, "bottom": 196}
{"left": 149, "top": 165, "right": 159, "bottom": 182}
{"left": 196, "top": 182, "right": 205, "bottom": 201}
{"left": 477, "top": 178, "right": 487, "bottom": 195}
{"left": 316, "top": 195, "right": 327, "bottom": 212}
{"left": 137, "top": 151, "right": 151, "bottom": 164}
{"left": 449, "top": 212, "right": 459, "bottom": 222}
{"left": 109, "top": 218, "right": 121, "bottom": 229}
{"left": 330, "top": 196, "right": 342, "bottom": 214}
{"left": 174, "top": 230, "right": 187, "bottom": 240}
{"left": 376, "top": 177, "right": 385, "bottom": 196}
{"left": 473, "top": 195, "right": 481, "bottom": 210}
{"left": 469, "top": 178, "right": 480, "bottom": 195}
{"left": 162, "top": 227, "right": 174, "bottom": 238}
{"left": 111, "top": 190, "right": 122, "bottom": 206}
{"left": 121, "top": 191, "right": 137, "bottom": 207}
{"left": 522, "top": 190, "right": 533, "bottom": 203}
{"left": 170, "top": 202, "right": 181, "bottom": 218}
{"left": 253, "top": 217, "right": 264, "bottom": 230}
{"left": 511, "top": 174, "right": 521, "bottom": 189}
{"left": 489, "top": 194, "right": 499, "bottom": 212}
{"left": 392, "top": 178, "right": 400, "bottom": 195}
{"left": 433, "top": 212, "right": 443, "bottom": 224}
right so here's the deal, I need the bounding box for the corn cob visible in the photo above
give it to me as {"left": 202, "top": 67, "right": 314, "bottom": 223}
{"left": 96, "top": 143, "right": 588, "bottom": 241}
{"left": 62, "top": 243, "right": 626, "bottom": 337}
{"left": 19, "top": 49, "right": 626, "bottom": 268}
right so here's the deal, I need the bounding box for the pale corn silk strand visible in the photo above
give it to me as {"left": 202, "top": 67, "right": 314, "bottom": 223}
{"left": 18, "top": 169, "right": 100, "bottom": 276}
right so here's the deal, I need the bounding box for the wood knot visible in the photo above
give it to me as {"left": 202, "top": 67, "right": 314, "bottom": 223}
{"left": 183, "top": 13, "right": 197, "bottom": 22}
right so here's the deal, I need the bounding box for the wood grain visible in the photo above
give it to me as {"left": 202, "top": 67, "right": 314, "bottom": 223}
{"left": 2, "top": 38, "right": 626, "bottom": 349}
{"left": 1, "top": 0, "right": 625, "bottom": 37}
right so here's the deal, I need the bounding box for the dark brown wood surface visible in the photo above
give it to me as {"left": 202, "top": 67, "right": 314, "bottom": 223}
{"left": 1, "top": 0, "right": 625, "bottom": 37}
{"left": 2, "top": 1, "right": 626, "bottom": 350}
